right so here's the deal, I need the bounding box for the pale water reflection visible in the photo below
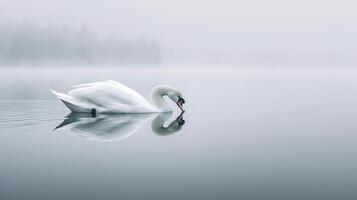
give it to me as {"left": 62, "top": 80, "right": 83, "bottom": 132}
{"left": 54, "top": 112, "right": 185, "bottom": 142}
{"left": 1, "top": 67, "right": 357, "bottom": 200}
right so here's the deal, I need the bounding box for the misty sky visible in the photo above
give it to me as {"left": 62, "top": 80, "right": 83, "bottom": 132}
{"left": 1, "top": 0, "right": 356, "bottom": 66}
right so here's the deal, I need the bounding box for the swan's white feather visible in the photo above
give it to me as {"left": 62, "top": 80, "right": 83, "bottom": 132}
{"left": 52, "top": 81, "right": 159, "bottom": 113}
{"left": 51, "top": 89, "right": 90, "bottom": 112}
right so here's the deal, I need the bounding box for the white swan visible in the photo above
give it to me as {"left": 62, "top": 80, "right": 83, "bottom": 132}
{"left": 51, "top": 80, "right": 185, "bottom": 113}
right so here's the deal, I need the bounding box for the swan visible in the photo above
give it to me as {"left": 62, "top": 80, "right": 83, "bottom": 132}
{"left": 51, "top": 80, "right": 185, "bottom": 113}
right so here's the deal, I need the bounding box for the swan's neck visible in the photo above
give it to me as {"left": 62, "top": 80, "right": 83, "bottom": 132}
{"left": 150, "top": 86, "right": 172, "bottom": 112}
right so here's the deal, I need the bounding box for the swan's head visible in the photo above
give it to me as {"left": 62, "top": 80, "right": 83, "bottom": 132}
{"left": 151, "top": 85, "right": 185, "bottom": 112}
{"left": 164, "top": 88, "right": 185, "bottom": 112}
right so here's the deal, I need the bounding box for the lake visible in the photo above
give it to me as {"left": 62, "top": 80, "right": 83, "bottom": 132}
{"left": 0, "top": 66, "right": 356, "bottom": 200}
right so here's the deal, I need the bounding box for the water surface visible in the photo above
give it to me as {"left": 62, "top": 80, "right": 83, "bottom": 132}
{"left": 0, "top": 67, "right": 356, "bottom": 200}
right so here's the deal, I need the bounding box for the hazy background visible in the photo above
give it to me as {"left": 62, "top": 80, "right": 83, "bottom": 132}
{"left": 1, "top": 0, "right": 356, "bottom": 66}
{"left": 1, "top": 1, "right": 357, "bottom": 199}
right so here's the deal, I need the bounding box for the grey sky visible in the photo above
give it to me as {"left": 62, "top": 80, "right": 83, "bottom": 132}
{"left": 1, "top": 0, "right": 356, "bottom": 65}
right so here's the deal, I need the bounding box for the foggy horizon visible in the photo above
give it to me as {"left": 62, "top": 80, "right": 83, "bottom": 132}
{"left": 0, "top": 23, "right": 162, "bottom": 65}
{"left": 1, "top": 0, "right": 356, "bottom": 67}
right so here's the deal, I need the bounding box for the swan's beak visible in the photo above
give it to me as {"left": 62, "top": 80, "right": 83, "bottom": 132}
{"left": 177, "top": 97, "right": 185, "bottom": 112}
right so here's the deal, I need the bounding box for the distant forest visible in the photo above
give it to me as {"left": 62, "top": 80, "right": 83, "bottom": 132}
{"left": 0, "top": 24, "right": 161, "bottom": 65}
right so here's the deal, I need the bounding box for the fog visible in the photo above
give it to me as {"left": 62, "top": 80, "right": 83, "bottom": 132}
{"left": 1, "top": 2, "right": 357, "bottom": 199}
{"left": 0, "top": 24, "right": 161, "bottom": 65}
{"left": 1, "top": 0, "right": 356, "bottom": 66}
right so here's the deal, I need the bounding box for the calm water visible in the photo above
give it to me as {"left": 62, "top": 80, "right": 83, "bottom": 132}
{"left": 0, "top": 66, "right": 357, "bottom": 200}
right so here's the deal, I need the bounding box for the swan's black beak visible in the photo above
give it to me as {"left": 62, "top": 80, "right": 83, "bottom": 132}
{"left": 177, "top": 96, "right": 185, "bottom": 112}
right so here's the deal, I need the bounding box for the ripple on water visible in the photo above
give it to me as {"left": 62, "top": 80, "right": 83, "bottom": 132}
{"left": 0, "top": 101, "right": 67, "bottom": 129}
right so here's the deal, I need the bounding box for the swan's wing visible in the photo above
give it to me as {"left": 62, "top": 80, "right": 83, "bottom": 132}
{"left": 51, "top": 89, "right": 91, "bottom": 112}
{"left": 68, "top": 80, "right": 153, "bottom": 112}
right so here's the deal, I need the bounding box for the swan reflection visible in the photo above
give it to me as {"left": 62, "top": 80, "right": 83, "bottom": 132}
{"left": 151, "top": 112, "right": 185, "bottom": 136}
{"left": 54, "top": 112, "right": 185, "bottom": 142}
